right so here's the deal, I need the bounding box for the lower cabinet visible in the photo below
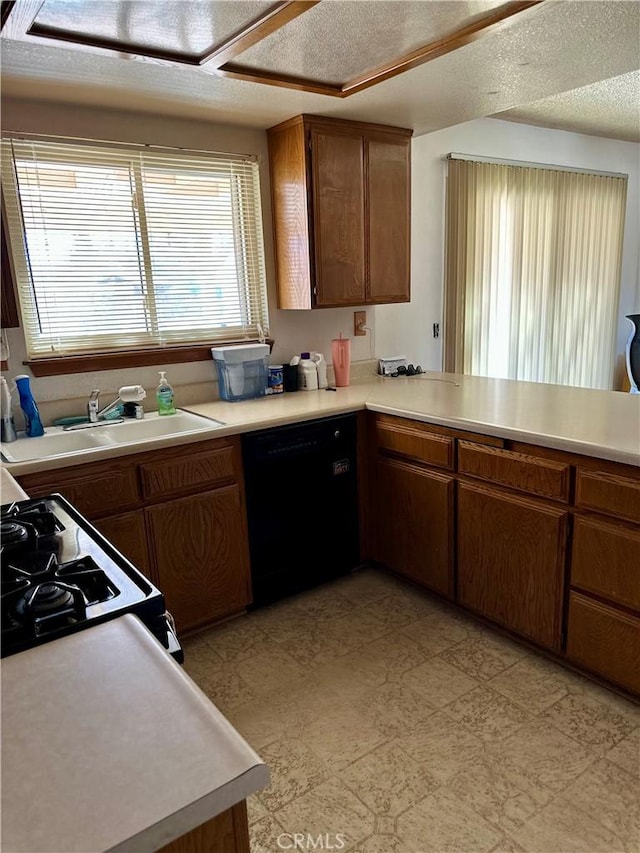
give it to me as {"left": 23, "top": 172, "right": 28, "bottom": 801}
{"left": 566, "top": 514, "right": 640, "bottom": 693}
{"left": 372, "top": 456, "right": 453, "bottom": 597}
{"left": 17, "top": 437, "right": 252, "bottom": 634}
{"left": 146, "top": 486, "right": 251, "bottom": 634}
{"left": 567, "top": 593, "right": 640, "bottom": 695}
{"left": 457, "top": 481, "right": 568, "bottom": 651}
{"left": 93, "top": 511, "right": 152, "bottom": 579}
{"left": 158, "top": 801, "right": 250, "bottom": 853}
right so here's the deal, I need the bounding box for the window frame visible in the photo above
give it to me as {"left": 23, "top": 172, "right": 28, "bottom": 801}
{"left": 1, "top": 135, "right": 271, "bottom": 376}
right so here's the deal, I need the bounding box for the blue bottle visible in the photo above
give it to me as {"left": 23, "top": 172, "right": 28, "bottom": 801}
{"left": 14, "top": 374, "right": 44, "bottom": 437}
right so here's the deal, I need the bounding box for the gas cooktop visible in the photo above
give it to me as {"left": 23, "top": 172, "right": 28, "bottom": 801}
{"left": 1, "top": 495, "right": 182, "bottom": 660}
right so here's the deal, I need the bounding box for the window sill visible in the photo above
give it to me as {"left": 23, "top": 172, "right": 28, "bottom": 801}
{"left": 24, "top": 342, "right": 268, "bottom": 377}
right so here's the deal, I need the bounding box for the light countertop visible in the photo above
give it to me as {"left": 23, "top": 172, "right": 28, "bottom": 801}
{"left": 1, "top": 615, "right": 269, "bottom": 853}
{"left": 186, "top": 372, "right": 640, "bottom": 467}
{"left": 3, "top": 372, "right": 639, "bottom": 474}
{"left": 0, "top": 466, "right": 29, "bottom": 502}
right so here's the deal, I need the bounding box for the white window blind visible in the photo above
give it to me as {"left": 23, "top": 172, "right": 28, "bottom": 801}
{"left": 1, "top": 137, "right": 270, "bottom": 358}
{"left": 444, "top": 157, "right": 627, "bottom": 390}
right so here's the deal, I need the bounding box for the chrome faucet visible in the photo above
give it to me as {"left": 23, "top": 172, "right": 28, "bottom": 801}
{"left": 64, "top": 385, "right": 146, "bottom": 431}
{"left": 92, "top": 390, "right": 126, "bottom": 422}
{"left": 87, "top": 389, "right": 101, "bottom": 423}
{"left": 87, "top": 389, "right": 123, "bottom": 423}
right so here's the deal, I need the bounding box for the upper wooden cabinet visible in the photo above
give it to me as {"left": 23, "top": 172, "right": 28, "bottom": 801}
{"left": 1, "top": 200, "right": 20, "bottom": 329}
{"left": 267, "top": 115, "right": 412, "bottom": 309}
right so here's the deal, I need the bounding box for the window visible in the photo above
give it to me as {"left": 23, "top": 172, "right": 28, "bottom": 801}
{"left": 444, "top": 157, "right": 627, "bottom": 390}
{"left": 1, "top": 137, "right": 269, "bottom": 364}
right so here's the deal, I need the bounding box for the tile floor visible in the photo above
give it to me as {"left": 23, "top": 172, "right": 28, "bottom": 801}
{"left": 182, "top": 569, "right": 640, "bottom": 853}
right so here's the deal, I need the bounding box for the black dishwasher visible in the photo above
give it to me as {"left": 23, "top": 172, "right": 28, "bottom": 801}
{"left": 242, "top": 414, "right": 360, "bottom": 607}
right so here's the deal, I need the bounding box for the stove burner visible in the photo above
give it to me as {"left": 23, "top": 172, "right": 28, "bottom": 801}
{"left": 2, "top": 501, "right": 64, "bottom": 537}
{"left": 2, "top": 552, "right": 117, "bottom": 641}
{"left": 17, "top": 583, "right": 74, "bottom": 615}
{"left": 1, "top": 520, "right": 31, "bottom": 546}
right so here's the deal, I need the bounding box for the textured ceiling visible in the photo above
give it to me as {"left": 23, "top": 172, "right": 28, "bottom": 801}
{"left": 1, "top": 0, "right": 638, "bottom": 140}
{"left": 494, "top": 71, "right": 640, "bottom": 142}
{"left": 234, "top": 0, "right": 505, "bottom": 86}
{"left": 32, "top": 0, "right": 275, "bottom": 57}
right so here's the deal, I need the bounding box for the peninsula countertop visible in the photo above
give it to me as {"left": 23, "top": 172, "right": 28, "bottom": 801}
{"left": 3, "top": 372, "right": 639, "bottom": 474}
{"left": 1, "top": 615, "right": 269, "bottom": 853}
{"left": 186, "top": 372, "right": 640, "bottom": 467}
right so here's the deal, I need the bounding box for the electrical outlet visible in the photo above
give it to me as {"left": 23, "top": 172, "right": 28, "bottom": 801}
{"left": 354, "top": 310, "right": 367, "bottom": 336}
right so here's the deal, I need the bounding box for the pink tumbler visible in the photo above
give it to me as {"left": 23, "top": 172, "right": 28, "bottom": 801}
{"left": 331, "top": 337, "right": 351, "bottom": 387}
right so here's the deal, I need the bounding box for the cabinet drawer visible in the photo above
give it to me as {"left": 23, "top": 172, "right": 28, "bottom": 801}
{"left": 375, "top": 418, "right": 453, "bottom": 469}
{"left": 575, "top": 469, "right": 640, "bottom": 524}
{"left": 567, "top": 592, "right": 640, "bottom": 695}
{"left": 18, "top": 462, "right": 139, "bottom": 519}
{"left": 572, "top": 515, "right": 640, "bottom": 611}
{"left": 458, "top": 442, "right": 570, "bottom": 501}
{"left": 140, "top": 444, "right": 235, "bottom": 500}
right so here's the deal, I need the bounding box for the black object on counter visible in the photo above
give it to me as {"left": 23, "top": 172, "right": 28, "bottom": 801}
{"left": 282, "top": 363, "right": 299, "bottom": 392}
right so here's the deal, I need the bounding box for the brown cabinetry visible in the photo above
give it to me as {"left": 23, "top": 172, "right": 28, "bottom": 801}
{"left": 146, "top": 486, "right": 251, "bottom": 633}
{"left": 17, "top": 437, "right": 252, "bottom": 634}
{"left": 457, "top": 482, "right": 568, "bottom": 651}
{"left": 159, "top": 801, "right": 250, "bottom": 853}
{"left": 567, "top": 593, "right": 640, "bottom": 696}
{"left": 575, "top": 468, "right": 640, "bottom": 524}
{"left": 571, "top": 515, "right": 640, "bottom": 611}
{"left": 94, "top": 511, "right": 152, "bottom": 579}
{"left": 367, "top": 413, "right": 639, "bottom": 697}
{"left": 1, "top": 199, "right": 20, "bottom": 330}
{"left": 458, "top": 441, "right": 570, "bottom": 502}
{"left": 369, "top": 415, "right": 455, "bottom": 597}
{"left": 372, "top": 456, "right": 453, "bottom": 597}
{"left": 267, "top": 115, "right": 411, "bottom": 309}
{"left": 17, "top": 457, "right": 139, "bottom": 520}
{"left": 566, "top": 463, "right": 640, "bottom": 694}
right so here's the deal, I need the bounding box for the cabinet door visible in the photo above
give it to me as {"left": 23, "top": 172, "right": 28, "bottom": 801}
{"left": 145, "top": 486, "right": 251, "bottom": 633}
{"left": 93, "top": 511, "right": 152, "bottom": 580}
{"left": 457, "top": 482, "right": 568, "bottom": 650}
{"left": 1, "top": 199, "right": 20, "bottom": 329}
{"left": 367, "top": 137, "right": 410, "bottom": 303}
{"left": 311, "top": 129, "right": 365, "bottom": 306}
{"left": 372, "top": 456, "right": 453, "bottom": 597}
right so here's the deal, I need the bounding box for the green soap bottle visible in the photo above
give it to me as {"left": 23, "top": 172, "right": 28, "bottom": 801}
{"left": 157, "top": 370, "right": 176, "bottom": 415}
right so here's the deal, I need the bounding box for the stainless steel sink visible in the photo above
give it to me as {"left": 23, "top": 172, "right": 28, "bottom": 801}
{"left": 1, "top": 411, "right": 224, "bottom": 463}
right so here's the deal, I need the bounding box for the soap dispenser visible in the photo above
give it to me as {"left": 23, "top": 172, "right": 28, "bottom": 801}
{"left": 157, "top": 371, "right": 176, "bottom": 415}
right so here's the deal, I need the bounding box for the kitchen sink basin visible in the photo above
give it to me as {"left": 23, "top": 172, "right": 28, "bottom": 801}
{"left": 1, "top": 410, "right": 224, "bottom": 463}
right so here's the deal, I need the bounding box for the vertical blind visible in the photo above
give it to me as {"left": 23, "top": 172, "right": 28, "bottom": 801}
{"left": 444, "top": 158, "right": 627, "bottom": 390}
{"left": 1, "top": 137, "right": 270, "bottom": 358}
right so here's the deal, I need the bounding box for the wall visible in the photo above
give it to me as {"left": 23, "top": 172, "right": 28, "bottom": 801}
{"left": 375, "top": 117, "right": 640, "bottom": 388}
{"left": 3, "top": 101, "right": 638, "bottom": 417}
{"left": 0, "top": 98, "right": 378, "bottom": 418}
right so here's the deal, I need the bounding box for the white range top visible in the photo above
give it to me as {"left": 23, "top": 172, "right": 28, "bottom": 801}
{"left": 3, "top": 372, "right": 639, "bottom": 473}
{"left": 1, "top": 615, "right": 269, "bottom": 853}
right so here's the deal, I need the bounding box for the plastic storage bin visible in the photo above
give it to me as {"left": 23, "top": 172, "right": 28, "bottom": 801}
{"left": 211, "top": 344, "right": 270, "bottom": 402}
